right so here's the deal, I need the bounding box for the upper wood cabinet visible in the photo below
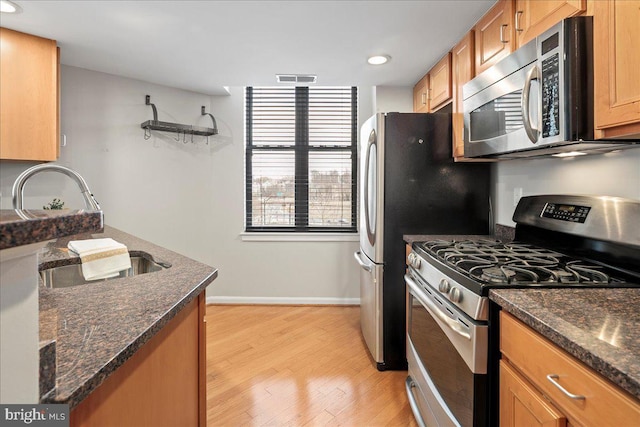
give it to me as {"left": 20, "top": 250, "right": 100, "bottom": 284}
{"left": 428, "top": 53, "right": 452, "bottom": 111}
{"left": 413, "top": 74, "right": 429, "bottom": 113}
{"left": 0, "top": 28, "right": 59, "bottom": 161}
{"left": 474, "top": 0, "right": 515, "bottom": 75}
{"left": 451, "top": 32, "right": 475, "bottom": 160}
{"left": 593, "top": 0, "right": 640, "bottom": 139}
{"left": 514, "top": 0, "right": 586, "bottom": 47}
{"left": 413, "top": 53, "right": 452, "bottom": 113}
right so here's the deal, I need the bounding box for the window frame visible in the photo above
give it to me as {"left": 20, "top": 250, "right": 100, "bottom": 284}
{"left": 245, "top": 86, "right": 358, "bottom": 233}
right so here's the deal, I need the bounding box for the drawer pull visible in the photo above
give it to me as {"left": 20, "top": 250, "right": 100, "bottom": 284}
{"left": 546, "top": 374, "right": 586, "bottom": 400}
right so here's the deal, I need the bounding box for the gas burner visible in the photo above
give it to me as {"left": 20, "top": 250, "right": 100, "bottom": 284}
{"left": 479, "top": 267, "right": 516, "bottom": 283}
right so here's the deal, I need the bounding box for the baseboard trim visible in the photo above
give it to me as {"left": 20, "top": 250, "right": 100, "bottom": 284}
{"left": 206, "top": 296, "right": 360, "bottom": 306}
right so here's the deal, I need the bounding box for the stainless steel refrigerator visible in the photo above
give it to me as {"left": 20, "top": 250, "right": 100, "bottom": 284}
{"left": 354, "top": 111, "right": 491, "bottom": 371}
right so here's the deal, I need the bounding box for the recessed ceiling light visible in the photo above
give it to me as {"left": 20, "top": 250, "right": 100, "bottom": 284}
{"left": 552, "top": 151, "right": 587, "bottom": 158}
{"left": 0, "top": 0, "right": 22, "bottom": 13}
{"left": 367, "top": 55, "right": 391, "bottom": 65}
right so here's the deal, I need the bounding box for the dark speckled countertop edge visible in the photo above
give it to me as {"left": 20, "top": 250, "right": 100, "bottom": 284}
{"left": 0, "top": 210, "right": 103, "bottom": 250}
{"left": 490, "top": 289, "right": 640, "bottom": 400}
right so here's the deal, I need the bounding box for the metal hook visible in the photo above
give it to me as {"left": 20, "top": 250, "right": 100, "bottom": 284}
{"left": 174, "top": 130, "right": 181, "bottom": 142}
{"left": 143, "top": 127, "right": 151, "bottom": 140}
{"left": 206, "top": 135, "right": 209, "bottom": 145}
{"left": 183, "top": 132, "right": 188, "bottom": 144}
{"left": 191, "top": 132, "right": 194, "bottom": 144}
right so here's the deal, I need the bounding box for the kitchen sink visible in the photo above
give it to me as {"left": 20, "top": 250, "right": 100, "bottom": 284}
{"left": 39, "top": 253, "right": 170, "bottom": 289}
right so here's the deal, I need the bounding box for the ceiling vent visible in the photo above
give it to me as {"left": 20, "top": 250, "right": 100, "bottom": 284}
{"left": 276, "top": 74, "right": 317, "bottom": 84}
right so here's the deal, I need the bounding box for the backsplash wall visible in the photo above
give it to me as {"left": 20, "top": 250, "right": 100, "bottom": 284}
{"left": 493, "top": 149, "right": 640, "bottom": 226}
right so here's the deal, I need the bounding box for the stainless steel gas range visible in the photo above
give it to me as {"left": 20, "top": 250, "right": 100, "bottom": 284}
{"left": 404, "top": 195, "right": 640, "bottom": 427}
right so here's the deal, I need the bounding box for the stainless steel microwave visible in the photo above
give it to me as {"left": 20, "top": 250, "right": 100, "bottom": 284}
{"left": 463, "top": 16, "right": 637, "bottom": 159}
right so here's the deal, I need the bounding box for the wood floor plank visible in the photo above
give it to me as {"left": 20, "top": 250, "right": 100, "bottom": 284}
{"left": 206, "top": 305, "right": 418, "bottom": 427}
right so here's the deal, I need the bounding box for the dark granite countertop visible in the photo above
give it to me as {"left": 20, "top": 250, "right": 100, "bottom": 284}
{"left": 404, "top": 224, "right": 515, "bottom": 245}
{"left": 490, "top": 288, "right": 640, "bottom": 400}
{"left": 38, "top": 226, "right": 218, "bottom": 409}
{"left": 0, "top": 209, "right": 103, "bottom": 250}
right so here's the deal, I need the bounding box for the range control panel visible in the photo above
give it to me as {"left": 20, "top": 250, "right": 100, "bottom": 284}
{"left": 542, "top": 203, "right": 591, "bottom": 223}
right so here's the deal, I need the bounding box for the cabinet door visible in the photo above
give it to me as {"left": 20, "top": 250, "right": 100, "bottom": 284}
{"left": 428, "top": 53, "right": 452, "bottom": 112}
{"left": 0, "top": 28, "right": 59, "bottom": 161}
{"left": 500, "top": 360, "right": 567, "bottom": 427}
{"left": 413, "top": 74, "right": 429, "bottom": 113}
{"left": 474, "top": 0, "right": 515, "bottom": 75}
{"left": 452, "top": 32, "right": 474, "bottom": 159}
{"left": 593, "top": 0, "right": 640, "bottom": 138}
{"left": 514, "top": 0, "right": 586, "bottom": 47}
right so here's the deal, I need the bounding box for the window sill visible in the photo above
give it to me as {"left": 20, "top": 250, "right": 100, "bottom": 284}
{"left": 240, "top": 232, "right": 359, "bottom": 242}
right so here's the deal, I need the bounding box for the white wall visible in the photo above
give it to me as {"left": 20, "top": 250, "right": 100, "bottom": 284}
{"left": 493, "top": 149, "right": 640, "bottom": 226}
{"left": 372, "top": 86, "right": 413, "bottom": 113}
{"left": 0, "top": 66, "right": 375, "bottom": 304}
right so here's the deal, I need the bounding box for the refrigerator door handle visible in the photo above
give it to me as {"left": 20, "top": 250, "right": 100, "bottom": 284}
{"left": 354, "top": 251, "right": 372, "bottom": 272}
{"left": 363, "top": 130, "right": 377, "bottom": 246}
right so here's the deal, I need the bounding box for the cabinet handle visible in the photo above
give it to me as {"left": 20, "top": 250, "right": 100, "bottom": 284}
{"left": 546, "top": 374, "right": 586, "bottom": 400}
{"left": 515, "top": 11, "right": 523, "bottom": 32}
{"left": 500, "top": 24, "right": 509, "bottom": 43}
{"left": 421, "top": 92, "right": 426, "bottom": 105}
{"left": 427, "top": 88, "right": 432, "bottom": 101}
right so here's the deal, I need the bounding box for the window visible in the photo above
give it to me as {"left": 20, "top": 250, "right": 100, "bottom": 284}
{"left": 245, "top": 86, "right": 357, "bottom": 232}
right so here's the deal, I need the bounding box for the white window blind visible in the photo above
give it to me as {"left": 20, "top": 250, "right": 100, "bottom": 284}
{"left": 245, "top": 86, "right": 357, "bottom": 232}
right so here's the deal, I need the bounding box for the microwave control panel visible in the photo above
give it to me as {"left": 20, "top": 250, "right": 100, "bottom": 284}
{"left": 541, "top": 53, "right": 560, "bottom": 138}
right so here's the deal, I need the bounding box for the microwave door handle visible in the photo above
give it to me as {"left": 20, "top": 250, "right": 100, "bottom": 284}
{"left": 522, "top": 65, "right": 540, "bottom": 143}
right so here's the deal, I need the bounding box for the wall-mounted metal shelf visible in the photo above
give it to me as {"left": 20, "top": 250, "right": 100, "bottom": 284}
{"left": 141, "top": 95, "right": 218, "bottom": 139}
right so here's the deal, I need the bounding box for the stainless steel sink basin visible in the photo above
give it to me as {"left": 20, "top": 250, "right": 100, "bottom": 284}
{"left": 39, "top": 254, "right": 170, "bottom": 289}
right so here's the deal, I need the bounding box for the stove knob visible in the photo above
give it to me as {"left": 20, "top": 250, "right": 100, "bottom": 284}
{"left": 449, "top": 287, "right": 463, "bottom": 303}
{"left": 412, "top": 256, "right": 421, "bottom": 269}
{"left": 438, "top": 279, "right": 450, "bottom": 293}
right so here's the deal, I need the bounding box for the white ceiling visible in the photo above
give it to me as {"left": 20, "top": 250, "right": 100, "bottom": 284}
{"left": 1, "top": 0, "right": 496, "bottom": 95}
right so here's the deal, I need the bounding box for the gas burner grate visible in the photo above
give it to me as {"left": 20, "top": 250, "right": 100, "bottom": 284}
{"left": 419, "top": 239, "right": 618, "bottom": 285}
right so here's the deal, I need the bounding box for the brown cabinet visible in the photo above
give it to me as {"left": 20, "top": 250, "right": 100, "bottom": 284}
{"left": 70, "top": 293, "right": 207, "bottom": 427}
{"left": 428, "top": 53, "right": 452, "bottom": 112}
{"left": 413, "top": 53, "right": 452, "bottom": 113}
{"left": 452, "top": 32, "right": 474, "bottom": 160}
{"left": 474, "top": 0, "right": 515, "bottom": 75}
{"left": 500, "top": 360, "right": 567, "bottom": 427}
{"left": 514, "top": 0, "right": 586, "bottom": 47}
{"left": 413, "top": 74, "right": 429, "bottom": 113}
{"left": 593, "top": 0, "right": 640, "bottom": 139}
{"left": 0, "top": 28, "right": 59, "bottom": 161}
{"left": 500, "top": 312, "right": 640, "bottom": 427}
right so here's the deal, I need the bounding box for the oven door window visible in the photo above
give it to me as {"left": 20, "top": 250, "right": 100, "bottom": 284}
{"left": 409, "top": 294, "right": 479, "bottom": 427}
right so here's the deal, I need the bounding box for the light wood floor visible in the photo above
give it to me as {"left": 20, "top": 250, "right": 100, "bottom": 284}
{"left": 206, "top": 305, "right": 418, "bottom": 427}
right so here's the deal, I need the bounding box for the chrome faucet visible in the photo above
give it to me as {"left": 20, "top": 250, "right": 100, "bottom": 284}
{"left": 12, "top": 164, "right": 101, "bottom": 210}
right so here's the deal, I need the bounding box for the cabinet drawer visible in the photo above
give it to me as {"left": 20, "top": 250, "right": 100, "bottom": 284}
{"left": 500, "top": 312, "right": 640, "bottom": 427}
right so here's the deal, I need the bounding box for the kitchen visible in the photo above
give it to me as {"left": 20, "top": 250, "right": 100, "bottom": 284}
{"left": 1, "top": 0, "right": 639, "bottom": 426}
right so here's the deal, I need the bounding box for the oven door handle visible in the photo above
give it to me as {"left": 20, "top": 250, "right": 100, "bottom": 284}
{"left": 405, "top": 275, "right": 472, "bottom": 341}
{"left": 405, "top": 377, "right": 428, "bottom": 427}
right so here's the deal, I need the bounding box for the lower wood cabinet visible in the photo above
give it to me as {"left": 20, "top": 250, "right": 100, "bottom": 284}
{"left": 70, "top": 293, "right": 207, "bottom": 427}
{"left": 500, "top": 312, "right": 640, "bottom": 427}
